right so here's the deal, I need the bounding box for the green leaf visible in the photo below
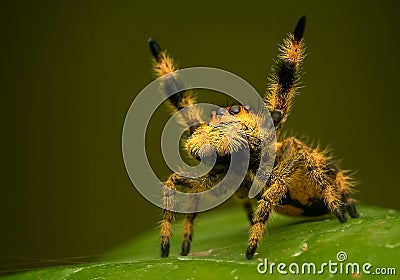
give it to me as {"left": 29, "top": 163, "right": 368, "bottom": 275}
{"left": 3, "top": 206, "right": 400, "bottom": 279}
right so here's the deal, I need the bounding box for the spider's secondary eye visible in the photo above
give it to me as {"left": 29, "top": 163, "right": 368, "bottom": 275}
{"left": 271, "top": 109, "right": 283, "bottom": 126}
{"left": 216, "top": 107, "right": 227, "bottom": 117}
{"left": 244, "top": 105, "right": 251, "bottom": 112}
{"left": 229, "top": 105, "right": 241, "bottom": 115}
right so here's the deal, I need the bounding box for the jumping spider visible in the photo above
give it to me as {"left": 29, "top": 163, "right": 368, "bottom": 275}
{"left": 147, "top": 16, "right": 359, "bottom": 260}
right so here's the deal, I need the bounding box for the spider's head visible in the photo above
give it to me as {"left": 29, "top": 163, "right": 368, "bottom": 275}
{"left": 185, "top": 105, "right": 268, "bottom": 159}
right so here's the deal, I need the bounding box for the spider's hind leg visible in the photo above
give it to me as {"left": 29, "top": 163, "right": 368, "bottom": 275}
{"left": 335, "top": 170, "right": 360, "bottom": 218}
{"left": 292, "top": 138, "right": 359, "bottom": 222}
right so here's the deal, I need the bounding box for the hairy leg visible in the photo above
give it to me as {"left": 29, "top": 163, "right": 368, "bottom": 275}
{"left": 161, "top": 169, "right": 227, "bottom": 257}
{"left": 181, "top": 213, "right": 197, "bottom": 256}
{"left": 149, "top": 39, "right": 202, "bottom": 133}
{"left": 264, "top": 16, "right": 306, "bottom": 132}
{"left": 160, "top": 173, "right": 184, "bottom": 257}
{"left": 160, "top": 173, "right": 203, "bottom": 257}
{"left": 335, "top": 170, "right": 359, "bottom": 218}
{"left": 284, "top": 137, "right": 358, "bottom": 222}
{"left": 246, "top": 142, "right": 300, "bottom": 259}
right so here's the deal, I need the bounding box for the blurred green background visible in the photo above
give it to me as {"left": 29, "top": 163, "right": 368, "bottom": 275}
{"left": 1, "top": 0, "right": 399, "bottom": 275}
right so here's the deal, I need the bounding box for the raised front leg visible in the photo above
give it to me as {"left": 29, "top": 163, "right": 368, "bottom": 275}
{"left": 264, "top": 16, "right": 306, "bottom": 132}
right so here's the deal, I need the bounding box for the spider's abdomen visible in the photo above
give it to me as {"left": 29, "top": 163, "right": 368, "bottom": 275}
{"left": 275, "top": 191, "right": 329, "bottom": 217}
{"left": 272, "top": 166, "right": 327, "bottom": 216}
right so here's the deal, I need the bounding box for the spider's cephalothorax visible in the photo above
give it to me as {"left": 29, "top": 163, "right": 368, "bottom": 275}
{"left": 148, "top": 16, "right": 359, "bottom": 260}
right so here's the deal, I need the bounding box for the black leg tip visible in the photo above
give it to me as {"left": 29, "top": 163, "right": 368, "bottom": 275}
{"left": 350, "top": 212, "right": 360, "bottom": 219}
{"left": 294, "top": 15, "right": 307, "bottom": 42}
{"left": 245, "top": 246, "right": 257, "bottom": 260}
{"left": 148, "top": 38, "right": 162, "bottom": 61}
{"left": 347, "top": 204, "right": 360, "bottom": 218}
{"left": 180, "top": 241, "right": 191, "bottom": 256}
{"left": 337, "top": 213, "right": 348, "bottom": 223}
{"left": 333, "top": 208, "right": 347, "bottom": 223}
{"left": 161, "top": 242, "right": 170, "bottom": 258}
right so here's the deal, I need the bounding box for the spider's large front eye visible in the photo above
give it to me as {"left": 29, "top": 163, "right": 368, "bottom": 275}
{"left": 229, "top": 105, "right": 240, "bottom": 115}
